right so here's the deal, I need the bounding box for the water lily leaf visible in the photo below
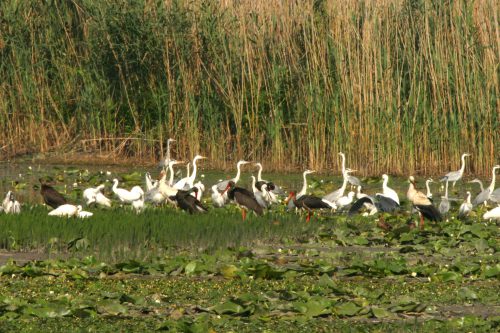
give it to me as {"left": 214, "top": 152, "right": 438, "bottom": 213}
{"left": 436, "top": 271, "right": 462, "bottom": 282}
{"left": 23, "top": 304, "right": 72, "bottom": 318}
{"left": 121, "top": 172, "right": 142, "bottom": 182}
{"left": 371, "top": 307, "right": 392, "bottom": 318}
{"left": 219, "top": 264, "right": 239, "bottom": 279}
{"left": 96, "top": 300, "right": 127, "bottom": 316}
{"left": 293, "top": 299, "right": 330, "bottom": 318}
{"left": 334, "top": 302, "right": 361, "bottom": 316}
{"left": 212, "top": 301, "right": 246, "bottom": 315}
{"left": 353, "top": 236, "right": 369, "bottom": 246}
{"left": 473, "top": 238, "right": 489, "bottom": 253}
{"left": 185, "top": 261, "right": 197, "bottom": 275}
{"left": 483, "top": 264, "right": 499, "bottom": 278}
{"left": 458, "top": 287, "right": 478, "bottom": 300}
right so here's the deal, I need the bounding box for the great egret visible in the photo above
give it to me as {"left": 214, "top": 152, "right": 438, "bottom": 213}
{"left": 48, "top": 204, "right": 82, "bottom": 217}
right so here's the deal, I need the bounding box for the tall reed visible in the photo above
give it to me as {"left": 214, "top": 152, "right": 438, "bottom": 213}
{"left": 0, "top": 0, "right": 497, "bottom": 175}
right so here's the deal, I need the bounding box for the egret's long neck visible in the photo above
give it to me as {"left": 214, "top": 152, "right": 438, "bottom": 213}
{"left": 234, "top": 164, "right": 242, "bottom": 183}
{"left": 251, "top": 176, "right": 257, "bottom": 191}
{"left": 168, "top": 164, "right": 175, "bottom": 186}
{"left": 444, "top": 180, "right": 449, "bottom": 198}
{"left": 112, "top": 180, "right": 118, "bottom": 190}
{"left": 186, "top": 163, "right": 190, "bottom": 178}
{"left": 425, "top": 181, "right": 432, "bottom": 197}
{"left": 459, "top": 155, "right": 467, "bottom": 173}
{"left": 298, "top": 172, "right": 308, "bottom": 196}
{"left": 257, "top": 165, "right": 263, "bottom": 181}
{"left": 189, "top": 159, "right": 198, "bottom": 185}
{"left": 466, "top": 193, "right": 471, "bottom": 204}
{"left": 340, "top": 154, "right": 346, "bottom": 174}
{"left": 382, "top": 177, "right": 389, "bottom": 191}
{"left": 488, "top": 168, "right": 498, "bottom": 191}
{"left": 340, "top": 176, "right": 348, "bottom": 192}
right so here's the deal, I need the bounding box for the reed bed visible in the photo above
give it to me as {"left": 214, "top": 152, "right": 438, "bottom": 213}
{"left": 0, "top": 0, "right": 497, "bottom": 175}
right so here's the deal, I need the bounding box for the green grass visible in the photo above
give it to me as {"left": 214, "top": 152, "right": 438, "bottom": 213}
{"left": 0, "top": 205, "right": 321, "bottom": 261}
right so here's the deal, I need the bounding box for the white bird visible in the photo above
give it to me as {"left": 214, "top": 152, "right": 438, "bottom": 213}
{"left": 112, "top": 179, "right": 142, "bottom": 203}
{"left": 145, "top": 173, "right": 158, "bottom": 192}
{"left": 356, "top": 186, "right": 368, "bottom": 200}
{"left": 254, "top": 162, "right": 285, "bottom": 195}
{"left": 323, "top": 168, "right": 356, "bottom": 203}
{"left": 2, "top": 191, "right": 21, "bottom": 214}
{"left": 336, "top": 191, "right": 355, "bottom": 209}
{"left": 83, "top": 184, "right": 111, "bottom": 207}
{"left": 339, "top": 152, "right": 361, "bottom": 187}
{"left": 483, "top": 206, "right": 500, "bottom": 221}
{"left": 251, "top": 175, "right": 270, "bottom": 209}
{"left": 211, "top": 185, "right": 226, "bottom": 208}
{"left": 77, "top": 211, "right": 93, "bottom": 219}
{"left": 215, "top": 160, "right": 250, "bottom": 192}
{"left": 132, "top": 194, "right": 145, "bottom": 213}
{"left": 174, "top": 155, "right": 206, "bottom": 190}
{"left": 458, "top": 191, "right": 472, "bottom": 219}
{"left": 473, "top": 165, "right": 500, "bottom": 206}
{"left": 381, "top": 174, "right": 400, "bottom": 205}
{"left": 440, "top": 153, "right": 471, "bottom": 187}
{"left": 168, "top": 160, "right": 183, "bottom": 186}
{"left": 425, "top": 178, "right": 434, "bottom": 199}
{"left": 48, "top": 204, "right": 82, "bottom": 217}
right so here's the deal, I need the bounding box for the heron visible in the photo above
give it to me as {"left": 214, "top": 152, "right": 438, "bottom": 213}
{"left": 381, "top": 174, "right": 400, "bottom": 205}
{"left": 468, "top": 179, "right": 484, "bottom": 192}
{"left": 222, "top": 181, "right": 263, "bottom": 220}
{"left": 440, "top": 153, "right": 471, "bottom": 187}
{"left": 338, "top": 152, "right": 362, "bottom": 187}
{"left": 407, "top": 176, "right": 442, "bottom": 230}
{"left": 458, "top": 191, "right": 472, "bottom": 220}
{"left": 174, "top": 155, "right": 206, "bottom": 190}
{"left": 438, "top": 177, "right": 450, "bottom": 215}
{"left": 472, "top": 165, "right": 500, "bottom": 206}
{"left": 159, "top": 138, "right": 176, "bottom": 170}
{"left": 425, "top": 178, "right": 434, "bottom": 200}
{"left": 215, "top": 160, "right": 250, "bottom": 190}
{"left": 112, "top": 179, "right": 143, "bottom": 204}
{"left": 323, "top": 168, "right": 356, "bottom": 203}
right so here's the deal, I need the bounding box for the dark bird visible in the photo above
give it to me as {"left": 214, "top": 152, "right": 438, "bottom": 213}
{"left": 39, "top": 178, "right": 67, "bottom": 209}
{"left": 222, "top": 181, "right": 263, "bottom": 220}
{"left": 407, "top": 176, "right": 442, "bottom": 230}
{"left": 348, "top": 194, "right": 400, "bottom": 216}
{"left": 172, "top": 187, "right": 208, "bottom": 214}
{"left": 285, "top": 191, "right": 335, "bottom": 222}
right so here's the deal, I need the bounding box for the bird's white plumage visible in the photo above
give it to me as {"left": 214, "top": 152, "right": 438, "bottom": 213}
{"left": 48, "top": 204, "right": 81, "bottom": 217}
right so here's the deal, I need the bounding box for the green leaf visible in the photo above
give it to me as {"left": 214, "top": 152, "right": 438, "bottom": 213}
{"left": 96, "top": 300, "right": 127, "bottom": 316}
{"left": 334, "top": 302, "right": 361, "bottom": 316}
{"left": 212, "top": 301, "right": 246, "bottom": 315}
{"left": 371, "top": 307, "right": 392, "bottom": 318}
{"left": 185, "top": 261, "right": 197, "bottom": 275}
{"left": 458, "top": 287, "right": 478, "bottom": 300}
{"left": 219, "top": 264, "right": 239, "bottom": 279}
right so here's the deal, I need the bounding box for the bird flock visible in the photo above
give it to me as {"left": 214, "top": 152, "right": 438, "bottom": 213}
{"left": 1, "top": 146, "right": 500, "bottom": 227}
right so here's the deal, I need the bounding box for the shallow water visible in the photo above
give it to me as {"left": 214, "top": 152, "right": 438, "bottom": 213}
{"left": 0, "top": 161, "right": 484, "bottom": 205}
